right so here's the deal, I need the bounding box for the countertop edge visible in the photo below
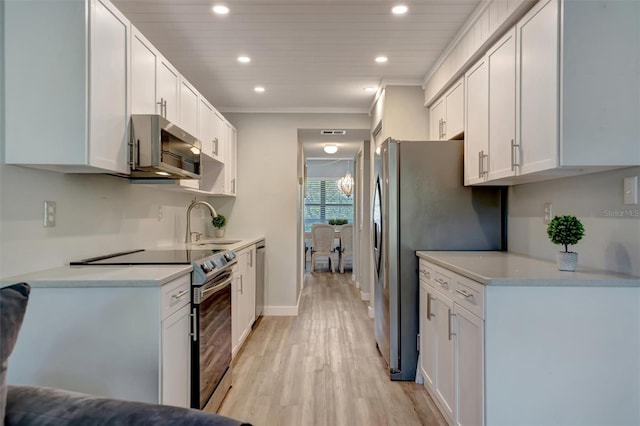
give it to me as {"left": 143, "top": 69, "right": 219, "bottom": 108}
{"left": 416, "top": 251, "right": 640, "bottom": 287}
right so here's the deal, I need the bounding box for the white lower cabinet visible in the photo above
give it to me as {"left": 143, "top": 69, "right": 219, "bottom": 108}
{"left": 232, "top": 244, "right": 256, "bottom": 357}
{"left": 454, "top": 304, "right": 484, "bottom": 426}
{"left": 161, "top": 303, "right": 191, "bottom": 408}
{"left": 8, "top": 273, "right": 192, "bottom": 408}
{"left": 420, "top": 259, "right": 484, "bottom": 426}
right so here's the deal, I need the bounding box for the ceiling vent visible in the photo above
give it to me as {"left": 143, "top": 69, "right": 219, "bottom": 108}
{"left": 321, "top": 130, "right": 346, "bottom": 135}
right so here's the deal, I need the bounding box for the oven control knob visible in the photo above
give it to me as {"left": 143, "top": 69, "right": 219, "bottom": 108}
{"left": 224, "top": 251, "right": 236, "bottom": 261}
{"left": 201, "top": 261, "right": 213, "bottom": 273}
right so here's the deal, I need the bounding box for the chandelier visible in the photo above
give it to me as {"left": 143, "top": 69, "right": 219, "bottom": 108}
{"left": 337, "top": 162, "right": 354, "bottom": 197}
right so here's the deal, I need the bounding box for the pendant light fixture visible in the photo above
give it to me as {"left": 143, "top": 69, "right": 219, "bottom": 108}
{"left": 337, "top": 160, "right": 354, "bottom": 197}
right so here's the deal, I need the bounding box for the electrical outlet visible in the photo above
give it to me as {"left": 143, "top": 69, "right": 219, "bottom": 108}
{"left": 543, "top": 203, "right": 552, "bottom": 224}
{"left": 624, "top": 176, "right": 638, "bottom": 205}
{"left": 44, "top": 201, "right": 56, "bottom": 227}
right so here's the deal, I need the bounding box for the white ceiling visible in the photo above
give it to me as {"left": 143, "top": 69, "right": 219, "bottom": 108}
{"left": 299, "top": 128, "right": 370, "bottom": 159}
{"left": 113, "top": 0, "right": 481, "bottom": 113}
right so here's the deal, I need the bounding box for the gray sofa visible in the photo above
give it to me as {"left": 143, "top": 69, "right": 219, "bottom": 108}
{"left": 1, "top": 283, "right": 250, "bottom": 426}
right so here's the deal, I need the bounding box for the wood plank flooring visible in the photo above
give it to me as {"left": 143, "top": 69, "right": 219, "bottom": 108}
{"left": 217, "top": 272, "right": 447, "bottom": 426}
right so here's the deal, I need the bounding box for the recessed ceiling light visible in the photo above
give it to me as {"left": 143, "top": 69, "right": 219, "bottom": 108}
{"left": 254, "top": 86, "right": 265, "bottom": 93}
{"left": 323, "top": 145, "right": 338, "bottom": 154}
{"left": 212, "top": 5, "right": 229, "bottom": 15}
{"left": 363, "top": 87, "right": 377, "bottom": 92}
{"left": 375, "top": 56, "right": 388, "bottom": 64}
{"left": 238, "top": 56, "right": 251, "bottom": 63}
{"left": 392, "top": 5, "right": 408, "bottom": 15}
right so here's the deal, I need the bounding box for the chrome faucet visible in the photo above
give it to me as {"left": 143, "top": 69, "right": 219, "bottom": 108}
{"left": 185, "top": 200, "right": 218, "bottom": 243}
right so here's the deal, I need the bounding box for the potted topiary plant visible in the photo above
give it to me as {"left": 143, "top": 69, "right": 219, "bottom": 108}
{"left": 212, "top": 214, "right": 227, "bottom": 238}
{"left": 546, "top": 215, "right": 585, "bottom": 271}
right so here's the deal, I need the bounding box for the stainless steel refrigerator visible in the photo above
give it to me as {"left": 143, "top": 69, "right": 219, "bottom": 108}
{"left": 373, "top": 138, "right": 504, "bottom": 380}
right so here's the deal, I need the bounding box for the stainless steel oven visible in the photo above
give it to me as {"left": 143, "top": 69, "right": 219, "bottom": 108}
{"left": 191, "top": 264, "right": 234, "bottom": 411}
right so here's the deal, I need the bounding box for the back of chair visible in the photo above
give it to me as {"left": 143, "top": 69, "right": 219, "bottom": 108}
{"left": 311, "top": 224, "right": 335, "bottom": 253}
{"left": 340, "top": 224, "right": 353, "bottom": 253}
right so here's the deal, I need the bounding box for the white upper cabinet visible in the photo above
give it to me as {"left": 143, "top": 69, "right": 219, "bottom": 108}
{"left": 225, "top": 125, "right": 238, "bottom": 196}
{"left": 199, "top": 100, "right": 223, "bottom": 163}
{"left": 428, "top": 79, "right": 464, "bottom": 141}
{"left": 157, "top": 58, "right": 181, "bottom": 124}
{"left": 487, "top": 27, "right": 517, "bottom": 181}
{"left": 464, "top": 57, "right": 489, "bottom": 185}
{"left": 5, "top": 0, "right": 130, "bottom": 175}
{"left": 179, "top": 77, "right": 199, "bottom": 138}
{"left": 131, "top": 28, "right": 158, "bottom": 115}
{"left": 462, "top": 0, "right": 640, "bottom": 186}
{"left": 372, "top": 86, "right": 430, "bottom": 144}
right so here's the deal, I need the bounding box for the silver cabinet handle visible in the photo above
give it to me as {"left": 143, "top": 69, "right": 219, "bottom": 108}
{"left": 478, "top": 151, "right": 483, "bottom": 178}
{"left": 419, "top": 269, "right": 431, "bottom": 279}
{"left": 456, "top": 289, "right": 474, "bottom": 299}
{"left": 448, "top": 308, "right": 456, "bottom": 341}
{"left": 190, "top": 308, "right": 198, "bottom": 341}
{"left": 172, "top": 289, "right": 190, "bottom": 300}
{"left": 483, "top": 152, "right": 489, "bottom": 176}
{"left": 442, "top": 120, "right": 447, "bottom": 139}
{"left": 435, "top": 278, "right": 449, "bottom": 288}
{"left": 231, "top": 179, "right": 236, "bottom": 194}
{"left": 511, "top": 139, "right": 520, "bottom": 171}
{"left": 427, "top": 293, "right": 435, "bottom": 321}
{"left": 238, "top": 275, "right": 244, "bottom": 295}
{"left": 214, "top": 138, "right": 219, "bottom": 156}
{"left": 156, "top": 98, "right": 167, "bottom": 118}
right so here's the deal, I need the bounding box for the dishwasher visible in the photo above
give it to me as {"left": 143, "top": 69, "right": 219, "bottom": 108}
{"left": 255, "top": 240, "right": 266, "bottom": 318}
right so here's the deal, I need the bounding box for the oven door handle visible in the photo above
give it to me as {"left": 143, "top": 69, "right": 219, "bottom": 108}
{"left": 199, "top": 275, "right": 233, "bottom": 302}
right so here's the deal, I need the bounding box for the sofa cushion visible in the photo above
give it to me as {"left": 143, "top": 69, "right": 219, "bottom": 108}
{"left": 5, "top": 385, "right": 251, "bottom": 426}
{"left": 0, "top": 283, "right": 31, "bottom": 422}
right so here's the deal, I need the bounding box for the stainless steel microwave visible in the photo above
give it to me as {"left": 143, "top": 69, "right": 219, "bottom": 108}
{"left": 129, "top": 114, "right": 201, "bottom": 179}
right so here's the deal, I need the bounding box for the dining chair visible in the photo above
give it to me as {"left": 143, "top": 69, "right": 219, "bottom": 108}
{"left": 310, "top": 224, "right": 336, "bottom": 273}
{"left": 338, "top": 224, "right": 353, "bottom": 273}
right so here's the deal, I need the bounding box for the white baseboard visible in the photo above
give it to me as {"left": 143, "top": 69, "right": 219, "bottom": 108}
{"left": 360, "top": 290, "right": 370, "bottom": 301}
{"left": 262, "top": 290, "right": 302, "bottom": 316}
{"left": 368, "top": 305, "right": 374, "bottom": 319}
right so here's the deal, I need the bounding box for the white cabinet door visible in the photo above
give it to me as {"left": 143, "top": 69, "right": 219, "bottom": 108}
{"left": 487, "top": 27, "right": 517, "bottom": 180}
{"left": 245, "top": 245, "right": 257, "bottom": 329}
{"left": 455, "top": 304, "right": 484, "bottom": 426}
{"left": 434, "top": 291, "right": 455, "bottom": 423}
{"left": 199, "top": 97, "right": 215, "bottom": 158}
{"left": 464, "top": 57, "right": 489, "bottom": 185}
{"left": 131, "top": 27, "right": 158, "bottom": 114}
{"left": 444, "top": 79, "right": 464, "bottom": 139}
{"left": 179, "top": 78, "right": 199, "bottom": 137}
{"left": 89, "top": 0, "right": 130, "bottom": 175}
{"left": 420, "top": 286, "right": 437, "bottom": 392}
{"left": 429, "top": 98, "right": 446, "bottom": 140}
{"left": 157, "top": 57, "right": 180, "bottom": 123}
{"left": 231, "top": 262, "right": 242, "bottom": 356}
{"left": 224, "top": 124, "right": 237, "bottom": 195}
{"left": 161, "top": 304, "right": 191, "bottom": 408}
{"left": 517, "top": 0, "right": 559, "bottom": 175}
{"left": 212, "top": 112, "right": 225, "bottom": 163}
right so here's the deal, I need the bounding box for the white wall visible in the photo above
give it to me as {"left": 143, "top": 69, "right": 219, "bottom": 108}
{"left": 306, "top": 159, "right": 353, "bottom": 179}
{"left": 223, "top": 113, "right": 370, "bottom": 312}
{"left": 0, "top": 165, "right": 218, "bottom": 278}
{"left": 508, "top": 167, "right": 640, "bottom": 276}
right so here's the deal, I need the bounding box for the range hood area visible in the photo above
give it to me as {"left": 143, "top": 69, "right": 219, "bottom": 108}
{"left": 129, "top": 114, "right": 202, "bottom": 180}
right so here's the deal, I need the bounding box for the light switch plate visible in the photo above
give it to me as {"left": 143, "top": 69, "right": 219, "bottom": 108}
{"left": 44, "top": 201, "right": 56, "bottom": 227}
{"left": 624, "top": 176, "right": 638, "bottom": 205}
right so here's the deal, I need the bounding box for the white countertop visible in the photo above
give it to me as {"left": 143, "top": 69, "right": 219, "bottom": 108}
{"left": 0, "top": 236, "right": 265, "bottom": 288}
{"left": 416, "top": 251, "right": 640, "bottom": 287}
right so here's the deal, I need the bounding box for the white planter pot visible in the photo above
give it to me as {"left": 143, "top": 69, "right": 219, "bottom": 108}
{"left": 557, "top": 251, "right": 578, "bottom": 271}
{"left": 214, "top": 228, "right": 225, "bottom": 238}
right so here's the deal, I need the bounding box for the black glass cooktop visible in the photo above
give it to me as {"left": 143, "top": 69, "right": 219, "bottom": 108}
{"left": 70, "top": 249, "right": 223, "bottom": 266}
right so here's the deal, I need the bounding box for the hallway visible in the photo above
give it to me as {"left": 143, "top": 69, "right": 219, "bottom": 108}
{"left": 218, "top": 272, "right": 447, "bottom": 426}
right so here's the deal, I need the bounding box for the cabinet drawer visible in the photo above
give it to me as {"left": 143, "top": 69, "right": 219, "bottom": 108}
{"left": 433, "top": 266, "right": 454, "bottom": 295}
{"left": 418, "top": 259, "right": 435, "bottom": 283}
{"left": 162, "top": 274, "right": 191, "bottom": 319}
{"left": 454, "top": 275, "right": 484, "bottom": 319}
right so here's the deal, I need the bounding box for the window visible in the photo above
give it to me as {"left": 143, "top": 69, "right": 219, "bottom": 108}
{"left": 304, "top": 178, "right": 353, "bottom": 232}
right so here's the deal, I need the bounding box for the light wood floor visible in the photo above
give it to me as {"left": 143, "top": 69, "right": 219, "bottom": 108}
{"left": 217, "top": 271, "right": 447, "bottom": 426}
